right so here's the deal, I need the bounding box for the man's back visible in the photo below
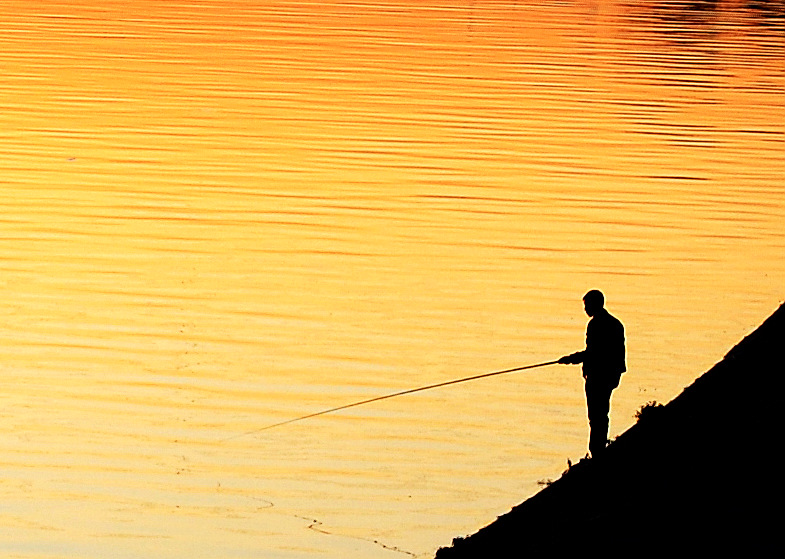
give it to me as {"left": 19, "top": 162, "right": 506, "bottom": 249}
{"left": 584, "top": 308, "right": 626, "bottom": 383}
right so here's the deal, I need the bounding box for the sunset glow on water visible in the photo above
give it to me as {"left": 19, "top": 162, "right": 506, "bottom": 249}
{"left": 1, "top": 1, "right": 783, "bottom": 557}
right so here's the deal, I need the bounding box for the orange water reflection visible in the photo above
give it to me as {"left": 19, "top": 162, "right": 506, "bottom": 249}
{"left": 0, "top": 1, "right": 783, "bottom": 557}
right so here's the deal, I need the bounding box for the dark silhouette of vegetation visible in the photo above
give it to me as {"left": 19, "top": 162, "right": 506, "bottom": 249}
{"left": 633, "top": 400, "right": 664, "bottom": 423}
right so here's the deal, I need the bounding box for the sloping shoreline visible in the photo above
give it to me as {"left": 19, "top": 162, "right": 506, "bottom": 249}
{"left": 436, "top": 302, "right": 784, "bottom": 557}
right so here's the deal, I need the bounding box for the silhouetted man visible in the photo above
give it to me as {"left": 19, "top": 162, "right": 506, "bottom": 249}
{"left": 559, "top": 290, "right": 626, "bottom": 457}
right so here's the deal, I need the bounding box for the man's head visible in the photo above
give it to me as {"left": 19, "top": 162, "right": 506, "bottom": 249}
{"left": 583, "top": 289, "right": 605, "bottom": 317}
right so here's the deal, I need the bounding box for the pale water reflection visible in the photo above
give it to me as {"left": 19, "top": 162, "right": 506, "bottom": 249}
{"left": 0, "top": 1, "right": 783, "bottom": 557}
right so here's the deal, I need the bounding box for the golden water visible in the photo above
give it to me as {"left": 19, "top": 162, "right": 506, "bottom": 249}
{"left": 1, "top": 1, "right": 783, "bottom": 557}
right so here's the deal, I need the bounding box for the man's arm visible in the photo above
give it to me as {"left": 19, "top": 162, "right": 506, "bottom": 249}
{"left": 558, "top": 351, "right": 584, "bottom": 365}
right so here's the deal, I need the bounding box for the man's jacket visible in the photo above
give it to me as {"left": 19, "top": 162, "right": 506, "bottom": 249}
{"left": 567, "top": 308, "right": 626, "bottom": 387}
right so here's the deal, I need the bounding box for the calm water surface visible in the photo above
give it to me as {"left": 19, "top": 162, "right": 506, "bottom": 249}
{"left": 1, "top": 1, "right": 783, "bottom": 557}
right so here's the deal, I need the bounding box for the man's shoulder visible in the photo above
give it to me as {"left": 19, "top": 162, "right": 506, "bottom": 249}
{"left": 591, "top": 310, "right": 624, "bottom": 329}
{"left": 607, "top": 311, "right": 623, "bottom": 326}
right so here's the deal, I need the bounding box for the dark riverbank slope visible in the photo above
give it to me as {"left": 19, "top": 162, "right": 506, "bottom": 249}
{"left": 436, "top": 302, "right": 784, "bottom": 557}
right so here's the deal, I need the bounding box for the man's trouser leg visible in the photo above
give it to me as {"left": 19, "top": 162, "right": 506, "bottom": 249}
{"left": 585, "top": 378, "right": 613, "bottom": 457}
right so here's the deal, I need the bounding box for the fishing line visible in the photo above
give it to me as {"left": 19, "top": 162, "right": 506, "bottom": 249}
{"left": 223, "top": 359, "right": 559, "bottom": 441}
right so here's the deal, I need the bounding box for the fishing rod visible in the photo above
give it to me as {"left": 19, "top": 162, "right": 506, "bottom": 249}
{"left": 224, "top": 359, "right": 559, "bottom": 441}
